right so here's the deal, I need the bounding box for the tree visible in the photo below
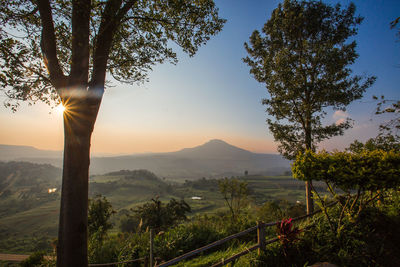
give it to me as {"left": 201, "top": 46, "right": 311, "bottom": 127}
{"left": 374, "top": 95, "right": 400, "bottom": 136}
{"left": 88, "top": 195, "right": 115, "bottom": 238}
{"left": 132, "top": 197, "right": 191, "bottom": 231}
{"left": 0, "top": 1, "right": 225, "bottom": 266}
{"left": 348, "top": 134, "right": 400, "bottom": 153}
{"left": 87, "top": 195, "right": 115, "bottom": 264}
{"left": 243, "top": 0, "right": 375, "bottom": 214}
{"left": 218, "top": 177, "right": 249, "bottom": 220}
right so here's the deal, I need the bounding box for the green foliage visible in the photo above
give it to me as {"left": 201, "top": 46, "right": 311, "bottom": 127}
{"left": 293, "top": 148, "right": 400, "bottom": 227}
{"left": 154, "top": 221, "right": 223, "bottom": 261}
{"left": 87, "top": 195, "right": 116, "bottom": 264}
{"left": 297, "top": 199, "right": 400, "bottom": 267}
{"left": 257, "top": 201, "right": 283, "bottom": 222}
{"left": 373, "top": 95, "right": 400, "bottom": 135}
{"left": 218, "top": 178, "right": 249, "bottom": 220}
{"left": 244, "top": 0, "right": 375, "bottom": 159}
{"left": 292, "top": 149, "right": 400, "bottom": 192}
{"left": 256, "top": 200, "right": 306, "bottom": 223}
{"left": 0, "top": 0, "right": 226, "bottom": 110}
{"left": 87, "top": 232, "right": 148, "bottom": 266}
{"left": 0, "top": 172, "right": 308, "bottom": 253}
{"left": 19, "top": 251, "right": 46, "bottom": 267}
{"left": 126, "top": 197, "right": 191, "bottom": 232}
{"left": 348, "top": 134, "right": 400, "bottom": 153}
{"left": 253, "top": 193, "right": 400, "bottom": 266}
{"left": 119, "top": 214, "right": 141, "bottom": 233}
{"left": 88, "top": 195, "right": 115, "bottom": 238}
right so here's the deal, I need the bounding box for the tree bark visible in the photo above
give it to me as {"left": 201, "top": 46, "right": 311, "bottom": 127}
{"left": 305, "top": 180, "right": 314, "bottom": 214}
{"left": 305, "top": 118, "right": 314, "bottom": 214}
{"left": 57, "top": 98, "right": 97, "bottom": 267}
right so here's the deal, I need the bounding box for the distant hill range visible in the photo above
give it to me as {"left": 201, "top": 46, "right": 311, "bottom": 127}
{"left": 0, "top": 144, "right": 62, "bottom": 161}
{"left": 0, "top": 139, "right": 290, "bottom": 179}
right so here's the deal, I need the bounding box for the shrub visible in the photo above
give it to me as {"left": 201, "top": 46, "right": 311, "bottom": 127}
{"left": 20, "top": 251, "right": 46, "bottom": 267}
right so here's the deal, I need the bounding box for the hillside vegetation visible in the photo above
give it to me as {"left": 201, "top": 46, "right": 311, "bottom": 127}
{"left": 0, "top": 140, "right": 290, "bottom": 179}
{"left": 0, "top": 161, "right": 304, "bottom": 254}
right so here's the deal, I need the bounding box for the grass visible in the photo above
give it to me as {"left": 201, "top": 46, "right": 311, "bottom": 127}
{"left": 173, "top": 242, "right": 259, "bottom": 267}
{"left": 0, "top": 172, "right": 309, "bottom": 253}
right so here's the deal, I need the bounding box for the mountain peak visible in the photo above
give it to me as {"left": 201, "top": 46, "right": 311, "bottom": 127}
{"left": 203, "top": 139, "right": 231, "bottom": 146}
{"left": 175, "top": 139, "right": 252, "bottom": 159}
{"left": 205, "top": 139, "right": 228, "bottom": 145}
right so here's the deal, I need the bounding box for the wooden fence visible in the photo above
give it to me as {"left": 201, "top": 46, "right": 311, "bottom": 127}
{"left": 2, "top": 202, "right": 336, "bottom": 267}
{"left": 154, "top": 201, "right": 337, "bottom": 267}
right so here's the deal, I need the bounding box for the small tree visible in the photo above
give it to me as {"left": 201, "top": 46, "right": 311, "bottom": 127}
{"left": 87, "top": 195, "right": 115, "bottom": 264}
{"left": 244, "top": 0, "right": 375, "bottom": 214}
{"left": 132, "top": 197, "right": 191, "bottom": 232}
{"left": 218, "top": 177, "right": 249, "bottom": 220}
{"left": 88, "top": 195, "right": 115, "bottom": 239}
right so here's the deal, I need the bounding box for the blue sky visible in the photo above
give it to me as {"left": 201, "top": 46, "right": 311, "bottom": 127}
{"left": 0, "top": 0, "right": 399, "bottom": 154}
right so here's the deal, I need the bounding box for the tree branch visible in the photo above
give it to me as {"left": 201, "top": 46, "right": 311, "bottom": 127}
{"left": 0, "top": 45, "right": 51, "bottom": 84}
{"left": 91, "top": 0, "right": 137, "bottom": 90}
{"left": 70, "top": 0, "right": 91, "bottom": 86}
{"left": 122, "top": 15, "right": 195, "bottom": 28}
{"left": 37, "top": 0, "right": 67, "bottom": 91}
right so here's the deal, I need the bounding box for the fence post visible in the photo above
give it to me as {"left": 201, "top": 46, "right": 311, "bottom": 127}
{"left": 257, "top": 221, "right": 265, "bottom": 255}
{"left": 150, "top": 229, "right": 154, "bottom": 267}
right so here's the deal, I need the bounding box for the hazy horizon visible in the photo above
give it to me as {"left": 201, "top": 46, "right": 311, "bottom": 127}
{"left": 0, "top": 138, "right": 282, "bottom": 156}
{"left": 1, "top": 0, "right": 399, "bottom": 155}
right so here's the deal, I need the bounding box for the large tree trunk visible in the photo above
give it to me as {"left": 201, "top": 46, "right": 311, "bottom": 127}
{"left": 57, "top": 99, "right": 97, "bottom": 267}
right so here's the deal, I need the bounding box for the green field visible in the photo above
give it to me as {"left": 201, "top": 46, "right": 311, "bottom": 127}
{"left": 0, "top": 164, "right": 316, "bottom": 253}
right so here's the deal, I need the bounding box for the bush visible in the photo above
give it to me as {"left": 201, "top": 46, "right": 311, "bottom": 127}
{"left": 19, "top": 251, "right": 46, "bottom": 267}
{"left": 154, "top": 221, "right": 223, "bottom": 261}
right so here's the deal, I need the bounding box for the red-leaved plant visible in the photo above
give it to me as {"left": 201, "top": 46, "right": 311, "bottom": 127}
{"left": 276, "top": 218, "right": 302, "bottom": 255}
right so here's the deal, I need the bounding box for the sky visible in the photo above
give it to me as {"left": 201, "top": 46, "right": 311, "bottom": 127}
{"left": 0, "top": 0, "right": 399, "bottom": 155}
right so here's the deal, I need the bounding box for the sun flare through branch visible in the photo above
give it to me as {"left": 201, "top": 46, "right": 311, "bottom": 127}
{"left": 56, "top": 104, "right": 66, "bottom": 114}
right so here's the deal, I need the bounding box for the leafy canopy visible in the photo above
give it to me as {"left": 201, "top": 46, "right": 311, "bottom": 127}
{"left": 0, "top": 0, "right": 225, "bottom": 110}
{"left": 292, "top": 149, "right": 400, "bottom": 192}
{"left": 244, "top": 0, "right": 375, "bottom": 159}
{"left": 373, "top": 95, "right": 400, "bottom": 136}
{"left": 131, "top": 197, "right": 191, "bottom": 231}
{"left": 88, "top": 195, "right": 115, "bottom": 238}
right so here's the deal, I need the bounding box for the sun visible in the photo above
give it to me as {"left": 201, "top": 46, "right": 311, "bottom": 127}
{"left": 56, "top": 104, "right": 66, "bottom": 114}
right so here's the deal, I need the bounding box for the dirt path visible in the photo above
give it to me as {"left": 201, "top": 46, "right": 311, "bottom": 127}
{"left": 0, "top": 253, "right": 29, "bottom": 261}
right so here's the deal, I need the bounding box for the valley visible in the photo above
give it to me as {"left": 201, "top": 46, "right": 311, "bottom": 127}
{"left": 0, "top": 160, "right": 311, "bottom": 254}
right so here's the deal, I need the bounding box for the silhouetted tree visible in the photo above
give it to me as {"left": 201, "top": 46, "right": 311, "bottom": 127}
{"left": 218, "top": 178, "right": 249, "bottom": 220}
{"left": 244, "top": 0, "right": 375, "bottom": 214}
{"left": 133, "top": 197, "right": 191, "bottom": 231}
{"left": 88, "top": 195, "right": 115, "bottom": 238}
{"left": 0, "top": 1, "right": 225, "bottom": 266}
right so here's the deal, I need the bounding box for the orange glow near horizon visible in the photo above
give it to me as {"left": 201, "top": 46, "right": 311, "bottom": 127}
{"left": 0, "top": 100, "right": 279, "bottom": 155}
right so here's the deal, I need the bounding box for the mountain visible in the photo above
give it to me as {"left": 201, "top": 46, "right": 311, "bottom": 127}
{"left": 89, "top": 139, "right": 290, "bottom": 178}
{"left": 0, "top": 144, "right": 62, "bottom": 161}
{"left": 174, "top": 139, "right": 253, "bottom": 159}
{"left": 0, "top": 140, "right": 290, "bottom": 179}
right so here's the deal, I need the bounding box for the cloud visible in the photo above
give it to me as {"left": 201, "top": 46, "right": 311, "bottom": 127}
{"left": 332, "top": 110, "right": 349, "bottom": 125}
{"left": 335, "top": 118, "right": 346, "bottom": 125}
{"left": 333, "top": 110, "right": 349, "bottom": 120}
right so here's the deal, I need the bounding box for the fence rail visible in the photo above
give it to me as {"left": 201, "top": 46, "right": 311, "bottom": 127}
{"left": 88, "top": 257, "right": 146, "bottom": 266}
{"left": 2, "top": 201, "right": 337, "bottom": 267}
{"left": 156, "top": 201, "right": 337, "bottom": 267}
{"left": 157, "top": 225, "right": 258, "bottom": 267}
